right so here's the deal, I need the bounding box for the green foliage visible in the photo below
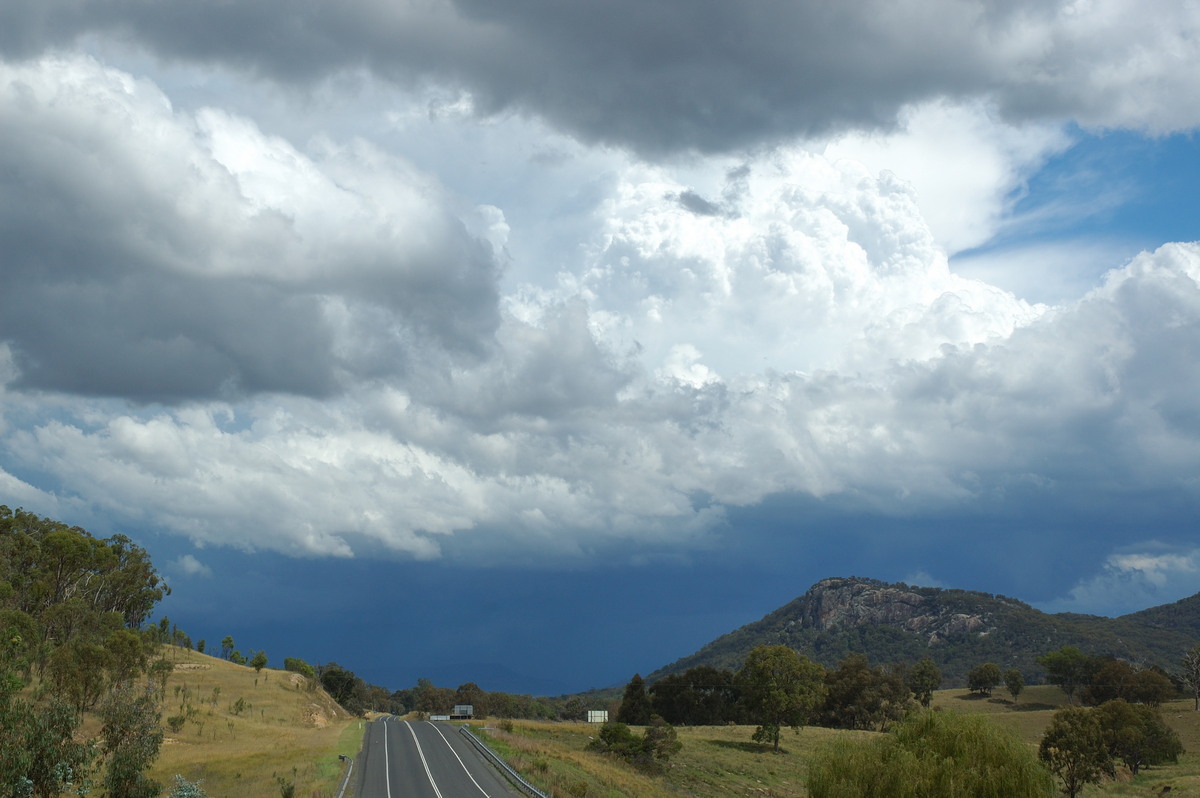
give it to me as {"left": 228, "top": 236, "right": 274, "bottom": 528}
{"left": 907, "top": 657, "right": 941, "bottom": 707}
{"left": 806, "top": 710, "right": 1054, "bottom": 798}
{"left": 1079, "top": 658, "right": 1175, "bottom": 706}
{"left": 229, "top": 650, "right": 247, "bottom": 666}
{"left": 587, "top": 715, "right": 681, "bottom": 768}
{"left": 1039, "top": 705, "right": 1110, "bottom": 798}
{"left": 967, "top": 662, "right": 1002, "bottom": 695}
{"left": 1005, "top": 668, "right": 1025, "bottom": 702}
{"left": 1037, "top": 646, "right": 1090, "bottom": 705}
{"left": 819, "top": 653, "right": 911, "bottom": 731}
{"left": 0, "top": 508, "right": 171, "bottom": 798}
{"left": 283, "top": 657, "right": 315, "bottom": 679}
{"left": 650, "top": 665, "right": 741, "bottom": 725}
{"left": 220, "top": 636, "right": 234, "bottom": 660}
{"left": 320, "top": 664, "right": 371, "bottom": 714}
{"left": 249, "top": 650, "right": 268, "bottom": 674}
{"left": 616, "top": 674, "right": 653, "bottom": 726}
{"left": 1093, "top": 699, "right": 1183, "bottom": 775}
{"left": 737, "top": 645, "right": 826, "bottom": 749}
{"left": 0, "top": 694, "right": 95, "bottom": 798}
{"left": 0, "top": 507, "right": 167, "bottom": 632}
{"left": 98, "top": 681, "right": 164, "bottom": 798}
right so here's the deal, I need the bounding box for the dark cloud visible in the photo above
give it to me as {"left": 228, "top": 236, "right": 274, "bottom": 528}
{"left": 675, "top": 190, "right": 722, "bottom": 217}
{"left": 0, "top": 56, "right": 501, "bottom": 403}
{"left": 3, "top": 1, "right": 1197, "bottom": 155}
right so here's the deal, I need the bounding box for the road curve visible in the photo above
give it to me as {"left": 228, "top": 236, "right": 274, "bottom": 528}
{"left": 355, "top": 717, "right": 526, "bottom": 798}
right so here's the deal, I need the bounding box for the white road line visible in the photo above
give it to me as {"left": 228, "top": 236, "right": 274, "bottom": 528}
{"left": 382, "top": 718, "right": 392, "bottom": 798}
{"left": 405, "top": 721, "right": 444, "bottom": 798}
{"left": 426, "top": 722, "right": 493, "bottom": 797}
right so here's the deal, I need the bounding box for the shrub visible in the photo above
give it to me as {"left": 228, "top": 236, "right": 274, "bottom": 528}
{"left": 807, "top": 710, "right": 1054, "bottom": 798}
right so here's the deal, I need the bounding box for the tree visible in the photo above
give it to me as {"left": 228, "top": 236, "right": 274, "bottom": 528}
{"left": 283, "top": 657, "right": 316, "bottom": 679}
{"left": 454, "top": 682, "right": 489, "bottom": 719}
{"left": 1038, "top": 646, "right": 1090, "bottom": 705}
{"left": 1005, "top": 669, "right": 1025, "bottom": 703}
{"left": 642, "top": 714, "right": 682, "bottom": 762}
{"left": 650, "top": 666, "right": 739, "bottom": 725}
{"left": 1, "top": 695, "right": 96, "bottom": 798}
{"left": 220, "top": 636, "right": 234, "bottom": 660}
{"left": 1081, "top": 659, "right": 1175, "bottom": 706}
{"left": 1039, "top": 706, "right": 1111, "bottom": 798}
{"left": 906, "top": 657, "right": 941, "bottom": 708}
{"left": 98, "top": 681, "right": 164, "bottom": 798}
{"left": 47, "top": 640, "right": 112, "bottom": 712}
{"left": 737, "top": 645, "right": 826, "bottom": 750}
{"left": 967, "top": 662, "right": 1002, "bottom": 696}
{"left": 616, "top": 674, "right": 653, "bottom": 726}
{"left": 1094, "top": 699, "right": 1182, "bottom": 776}
{"left": 249, "top": 650, "right": 268, "bottom": 675}
{"left": 1183, "top": 643, "right": 1200, "bottom": 711}
{"left": 807, "top": 709, "right": 1054, "bottom": 798}
{"left": 820, "top": 653, "right": 910, "bottom": 731}
{"left": 229, "top": 650, "right": 247, "bottom": 666}
{"left": 321, "top": 664, "right": 366, "bottom": 714}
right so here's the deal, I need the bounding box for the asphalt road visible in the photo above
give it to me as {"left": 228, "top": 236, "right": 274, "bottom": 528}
{"left": 354, "top": 717, "right": 527, "bottom": 798}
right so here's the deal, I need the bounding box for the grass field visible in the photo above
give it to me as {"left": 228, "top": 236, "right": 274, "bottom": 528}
{"left": 467, "top": 686, "right": 1200, "bottom": 798}
{"left": 144, "top": 646, "right": 363, "bottom": 798}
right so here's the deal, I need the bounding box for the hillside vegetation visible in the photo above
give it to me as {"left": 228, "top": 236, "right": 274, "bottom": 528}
{"left": 649, "top": 577, "right": 1200, "bottom": 685}
{"left": 0, "top": 506, "right": 361, "bottom": 797}
{"left": 146, "top": 646, "right": 360, "bottom": 797}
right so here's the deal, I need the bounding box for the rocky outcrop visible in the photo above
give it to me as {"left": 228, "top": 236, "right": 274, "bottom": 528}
{"left": 796, "top": 577, "right": 995, "bottom": 644}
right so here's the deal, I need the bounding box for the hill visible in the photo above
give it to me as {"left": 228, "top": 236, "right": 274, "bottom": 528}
{"left": 146, "top": 645, "right": 360, "bottom": 797}
{"left": 647, "top": 576, "right": 1200, "bottom": 685}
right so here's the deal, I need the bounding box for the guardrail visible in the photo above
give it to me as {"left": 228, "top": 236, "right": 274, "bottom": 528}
{"left": 333, "top": 753, "right": 354, "bottom": 798}
{"left": 459, "top": 725, "right": 549, "bottom": 798}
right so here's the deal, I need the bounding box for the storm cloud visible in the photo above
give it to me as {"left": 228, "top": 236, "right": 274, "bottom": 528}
{"left": 2, "top": 1, "right": 1199, "bottom": 154}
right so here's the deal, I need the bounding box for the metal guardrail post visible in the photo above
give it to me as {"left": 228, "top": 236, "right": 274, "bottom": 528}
{"left": 333, "top": 754, "right": 354, "bottom": 798}
{"left": 459, "top": 725, "right": 550, "bottom": 798}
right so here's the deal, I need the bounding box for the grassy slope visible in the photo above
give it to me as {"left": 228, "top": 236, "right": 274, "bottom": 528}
{"left": 145, "top": 646, "right": 363, "bottom": 798}
{"left": 477, "top": 687, "right": 1200, "bottom": 797}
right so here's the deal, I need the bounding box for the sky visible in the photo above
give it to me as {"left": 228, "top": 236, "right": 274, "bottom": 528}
{"left": 2, "top": 0, "right": 1200, "bottom": 696}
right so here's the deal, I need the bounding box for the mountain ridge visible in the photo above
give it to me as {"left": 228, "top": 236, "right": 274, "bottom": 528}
{"left": 646, "top": 576, "right": 1200, "bottom": 686}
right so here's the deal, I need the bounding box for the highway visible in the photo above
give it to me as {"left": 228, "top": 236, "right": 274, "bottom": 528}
{"left": 354, "top": 717, "right": 527, "bottom": 798}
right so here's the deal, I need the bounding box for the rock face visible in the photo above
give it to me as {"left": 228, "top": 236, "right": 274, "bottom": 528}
{"left": 797, "top": 577, "right": 994, "bottom": 644}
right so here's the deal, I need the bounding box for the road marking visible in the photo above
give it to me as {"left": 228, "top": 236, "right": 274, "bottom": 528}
{"left": 426, "top": 722, "right": 493, "bottom": 797}
{"left": 405, "top": 721, "right": 444, "bottom": 798}
{"left": 381, "top": 719, "right": 392, "bottom": 798}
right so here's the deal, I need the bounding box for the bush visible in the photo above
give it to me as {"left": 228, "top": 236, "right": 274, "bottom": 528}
{"left": 807, "top": 710, "right": 1054, "bottom": 798}
{"left": 588, "top": 715, "right": 681, "bottom": 768}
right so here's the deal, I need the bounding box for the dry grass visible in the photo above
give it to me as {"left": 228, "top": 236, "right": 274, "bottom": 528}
{"left": 473, "top": 719, "right": 872, "bottom": 798}
{"left": 473, "top": 688, "right": 1200, "bottom": 798}
{"left": 143, "top": 646, "right": 362, "bottom": 798}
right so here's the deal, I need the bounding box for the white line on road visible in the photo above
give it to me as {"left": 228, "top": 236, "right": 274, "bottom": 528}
{"left": 405, "top": 721, "right": 444, "bottom": 798}
{"left": 426, "top": 722, "right": 493, "bottom": 797}
{"left": 382, "top": 718, "right": 392, "bottom": 798}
